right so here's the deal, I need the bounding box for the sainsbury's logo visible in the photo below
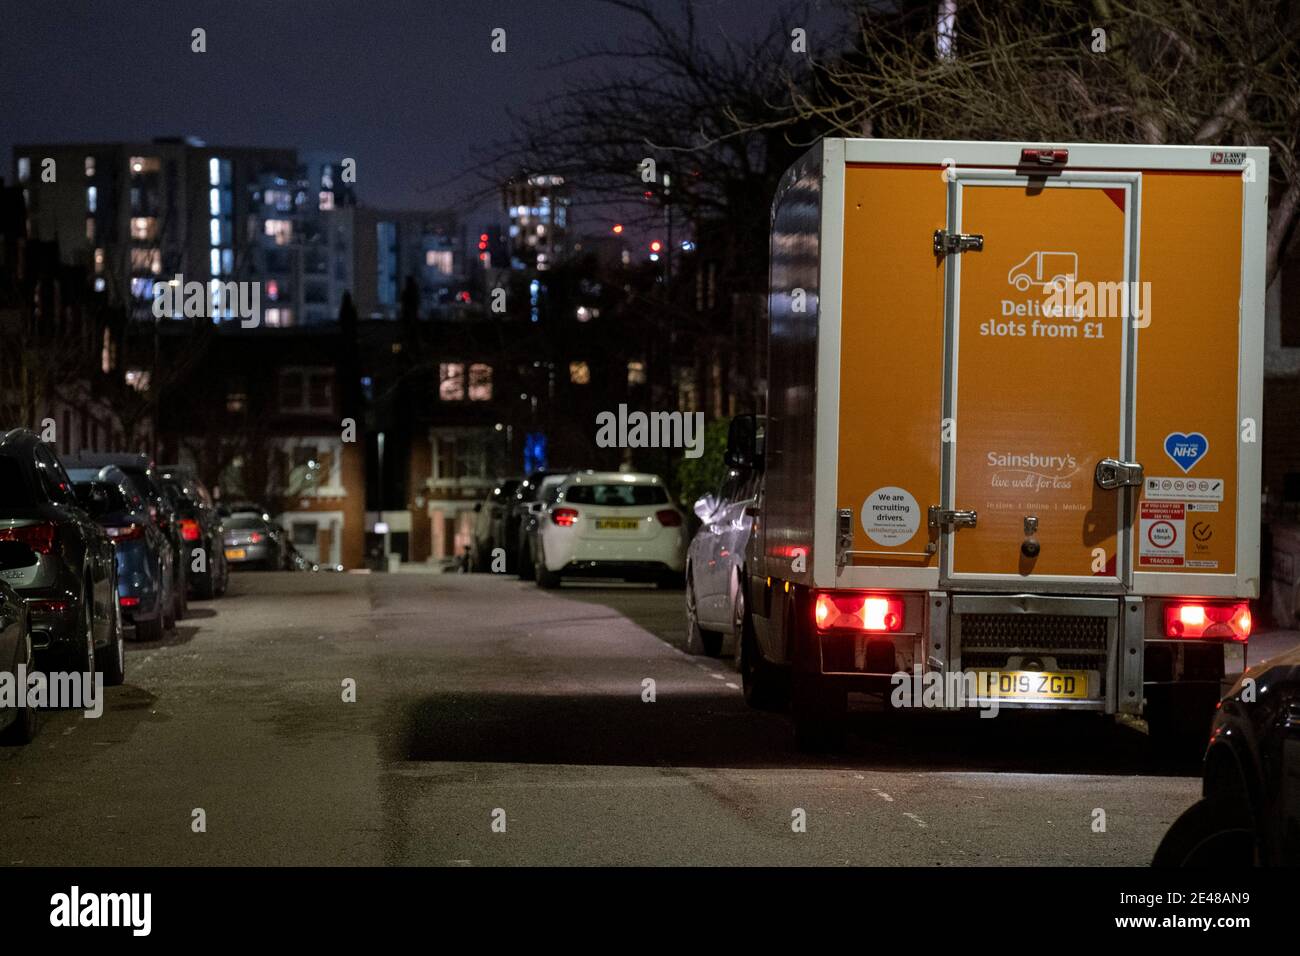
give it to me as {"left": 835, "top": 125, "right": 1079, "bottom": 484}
{"left": 986, "top": 451, "right": 1078, "bottom": 472}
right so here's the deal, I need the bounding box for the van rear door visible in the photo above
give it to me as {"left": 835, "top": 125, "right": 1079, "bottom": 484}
{"left": 939, "top": 171, "right": 1141, "bottom": 589}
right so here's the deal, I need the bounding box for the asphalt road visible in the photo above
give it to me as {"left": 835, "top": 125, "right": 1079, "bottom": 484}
{"left": 2, "top": 570, "right": 1296, "bottom": 866}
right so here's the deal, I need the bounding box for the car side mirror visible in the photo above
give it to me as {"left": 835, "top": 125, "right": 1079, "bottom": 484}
{"left": 527, "top": 502, "right": 544, "bottom": 516}
{"left": 0, "top": 541, "right": 38, "bottom": 571}
{"left": 725, "top": 414, "right": 764, "bottom": 471}
{"left": 694, "top": 495, "right": 717, "bottom": 520}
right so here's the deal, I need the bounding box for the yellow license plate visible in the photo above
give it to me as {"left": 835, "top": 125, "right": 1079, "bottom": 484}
{"left": 595, "top": 518, "right": 641, "bottom": 530}
{"left": 225, "top": 548, "right": 246, "bottom": 560}
{"left": 976, "top": 670, "right": 1090, "bottom": 699}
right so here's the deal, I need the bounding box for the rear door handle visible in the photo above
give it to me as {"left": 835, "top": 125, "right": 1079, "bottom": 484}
{"left": 1095, "top": 458, "right": 1144, "bottom": 490}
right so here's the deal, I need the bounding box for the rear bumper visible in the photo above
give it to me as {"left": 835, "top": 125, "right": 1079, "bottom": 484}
{"left": 542, "top": 529, "right": 686, "bottom": 573}
{"left": 559, "top": 560, "right": 677, "bottom": 580}
{"left": 777, "top": 587, "right": 1242, "bottom": 715}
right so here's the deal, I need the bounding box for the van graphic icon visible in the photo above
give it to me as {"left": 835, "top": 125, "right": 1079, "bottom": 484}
{"left": 1008, "top": 251, "right": 1078, "bottom": 292}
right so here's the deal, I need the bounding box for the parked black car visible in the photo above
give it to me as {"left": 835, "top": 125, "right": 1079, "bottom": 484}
{"left": 70, "top": 465, "right": 176, "bottom": 642}
{"left": 222, "top": 512, "right": 284, "bottom": 570}
{"left": 63, "top": 452, "right": 188, "bottom": 623}
{"left": 1153, "top": 643, "right": 1300, "bottom": 866}
{"left": 0, "top": 430, "right": 123, "bottom": 683}
{"left": 158, "top": 465, "right": 229, "bottom": 599}
{"left": 470, "top": 478, "right": 522, "bottom": 572}
{"left": 0, "top": 544, "right": 38, "bottom": 744}
{"left": 510, "top": 470, "right": 572, "bottom": 578}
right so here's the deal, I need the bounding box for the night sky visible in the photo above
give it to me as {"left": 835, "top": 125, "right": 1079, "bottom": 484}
{"left": 0, "top": 0, "right": 817, "bottom": 227}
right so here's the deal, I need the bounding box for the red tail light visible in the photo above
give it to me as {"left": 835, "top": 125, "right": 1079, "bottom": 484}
{"left": 180, "top": 518, "right": 201, "bottom": 541}
{"left": 105, "top": 524, "right": 145, "bottom": 542}
{"left": 552, "top": 507, "right": 579, "bottom": 527}
{"left": 1164, "top": 602, "right": 1251, "bottom": 641}
{"left": 655, "top": 509, "right": 682, "bottom": 527}
{"left": 248, "top": 531, "right": 263, "bottom": 543}
{"left": 119, "top": 595, "right": 140, "bottom": 608}
{"left": 0, "top": 522, "right": 56, "bottom": 554}
{"left": 29, "top": 599, "right": 69, "bottom": 614}
{"left": 814, "top": 591, "right": 905, "bottom": 633}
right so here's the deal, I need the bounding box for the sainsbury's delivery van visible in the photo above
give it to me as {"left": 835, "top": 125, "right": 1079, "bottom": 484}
{"left": 735, "top": 137, "right": 1267, "bottom": 752}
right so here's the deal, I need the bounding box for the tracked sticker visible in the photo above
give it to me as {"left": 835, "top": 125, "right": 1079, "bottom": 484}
{"left": 1139, "top": 501, "right": 1185, "bottom": 567}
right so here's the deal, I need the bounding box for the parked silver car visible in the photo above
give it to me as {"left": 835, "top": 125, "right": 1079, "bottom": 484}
{"left": 222, "top": 512, "right": 283, "bottom": 570}
{"left": 685, "top": 416, "right": 764, "bottom": 657}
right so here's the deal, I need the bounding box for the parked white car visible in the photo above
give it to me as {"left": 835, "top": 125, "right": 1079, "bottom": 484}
{"left": 685, "top": 465, "right": 760, "bottom": 657}
{"left": 533, "top": 471, "right": 686, "bottom": 589}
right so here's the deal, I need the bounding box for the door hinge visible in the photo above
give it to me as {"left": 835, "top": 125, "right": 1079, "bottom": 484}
{"left": 929, "top": 505, "right": 978, "bottom": 530}
{"left": 1095, "top": 458, "right": 1144, "bottom": 490}
{"left": 933, "top": 229, "right": 984, "bottom": 256}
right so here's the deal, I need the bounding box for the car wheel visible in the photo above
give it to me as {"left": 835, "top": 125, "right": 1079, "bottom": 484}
{"left": 71, "top": 585, "right": 96, "bottom": 675}
{"left": 739, "top": 604, "right": 789, "bottom": 711}
{"left": 192, "top": 549, "right": 216, "bottom": 600}
{"left": 1152, "top": 794, "right": 1257, "bottom": 867}
{"left": 135, "top": 615, "right": 164, "bottom": 643}
{"left": 1, "top": 628, "right": 39, "bottom": 744}
{"left": 162, "top": 561, "right": 177, "bottom": 631}
{"left": 685, "top": 574, "right": 723, "bottom": 657}
{"left": 173, "top": 565, "right": 188, "bottom": 620}
{"left": 96, "top": 585, "right": 126, "bottom": 687}
{"left": 534, "top": 542, "right": 561, "bottom": 589}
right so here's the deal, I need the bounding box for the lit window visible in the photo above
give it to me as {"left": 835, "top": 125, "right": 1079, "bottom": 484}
{"left": 318, "top": 191, "right": 335, "bottom": 211}
{"left": 210, "top": 249, "right": 221, "bottom": 276}
{"left": 226, "top": 391, "right": 247, "bottom": 413}
{"left": 85, "top": 218, "right": 95, "bottom": 242}
{"left": 264, "top": 219, "right": 293, "bottom": 245}
{"left": 94, "top": 277, "right": 106, "bottom": 293}
{"left": 569, "top": 361, "right": 590, "bottom": 385}
{"left": 130, "top": 156, "right": 160, "bottom": 175}
{"left": 265, "top": 308, "right": 294, "bottom": 327}
{"left": 425, "top": 250, "right": 453, "bottom": 273}
{"left": 627, "top": 360, "right": 647, "bottom": 386}
{"left": 86, "top": 186, "right": 97, "bottom": 213}
{"left": 17, "top": 157, "right": 30, "bottom": 182}
{"left": 439, "top": 363, "right": 465, "bottom": 401}
{"left": 222, "top": 249, "right": 233, "bottom": 274}
{"left": 85, "top": 156, "right": 94, "bottom": 177}
{"left": 208, "top": 157, "right": 220, "bottom": 186}
{"left": 130, "top": 248, "right": 161, "bottom": 273}
{"left": 468, "top": 364, "right": 493, "bottom": 401}
{"left": 210, "top": 188, "right": 220, "bottom": 216}
{"left": 130, "top": 217, "right": 158, "bottom": 241}
{"left": 124, "top": 369, "right": 150, "bottom": 392}
{"left": 94, "top": 248, "right": 105, "bottom": 273}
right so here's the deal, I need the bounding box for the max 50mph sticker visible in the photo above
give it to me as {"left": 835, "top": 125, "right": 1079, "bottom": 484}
{"left": 1139, "top": 501, "right": 1185, "bottom": 567}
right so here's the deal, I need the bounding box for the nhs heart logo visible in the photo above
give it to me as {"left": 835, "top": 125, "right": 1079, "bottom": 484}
{"left": 1164, "top": 432, "right": 1208, "bottom": 473}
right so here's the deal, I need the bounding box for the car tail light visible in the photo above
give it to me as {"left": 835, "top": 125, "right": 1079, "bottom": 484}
{"left": 119, "top": 595, "right": 140, "bottom": 608}
{"left": 180, "top": 519, "right": 201, "bottom": 542}
{"left": 0, "top": 522, "right": 57, "bottom": 554}
{"left": 1164, "top": 602, "right": 1251, "bottom": 641}
{"left": 29, "top": 599, "right": 69, "bottom": 614}
{"left": 248, "top": 531, "right": 263, "bottom": 543}
{"left": 655, "top": 509, "right": 682, "bottom": 527}
{"left": 552, "top": 507, "right": 579, "bottom": 527}
{"left": 813, "top": 591, "right": 904, "bottom": 633}
{"left": 104, "top": 524, "right": 145, "bottom": 542}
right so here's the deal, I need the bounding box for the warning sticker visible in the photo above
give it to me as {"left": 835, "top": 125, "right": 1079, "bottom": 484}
{"left": 861, "top": 486, "right": 921, "bottom": 546}
{"left": 1139, "top": 501, "right": 1185, "bottom": 566}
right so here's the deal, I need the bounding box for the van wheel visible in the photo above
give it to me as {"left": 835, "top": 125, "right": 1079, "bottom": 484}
{"left": 1146, "top": 685, "right": 1218, "bottom": 767}
{"left": 792, "top": 674, "right": 848, "bottom": 753}
{"left": 739, "top": 608, "right": 789, "bottom": 710}
{"left": 685, "top": 575, "right": 723, "bottom": 656}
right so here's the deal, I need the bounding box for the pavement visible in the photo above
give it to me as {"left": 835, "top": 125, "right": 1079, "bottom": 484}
{"left": 1, "top": 570, "right": 1296, "bottom": 866}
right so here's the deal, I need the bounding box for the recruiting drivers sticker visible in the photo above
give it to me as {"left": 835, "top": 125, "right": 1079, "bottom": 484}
{"left": 861, "top": 487, "right": 921, "bottom": 546}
